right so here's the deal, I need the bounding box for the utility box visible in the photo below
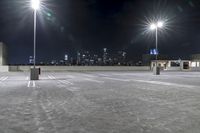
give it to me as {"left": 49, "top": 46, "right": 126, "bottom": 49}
{"left": 0, "top": 42, "right": 7, "bottom": 66}
{"left": 153, "top": 66, "right": 160, "bottom": 75}
{"left": 30, "top": 68, "right": 40, "bottom": 80}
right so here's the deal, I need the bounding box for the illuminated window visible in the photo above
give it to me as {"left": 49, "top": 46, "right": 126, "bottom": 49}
{"left": 197, "top": 62, "right": 200, "bottom": 67}
{"left": 191, "top": 62, "right": 196, "bottom": 67}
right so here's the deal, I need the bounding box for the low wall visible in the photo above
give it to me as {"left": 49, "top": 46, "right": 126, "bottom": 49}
{"left": 0, "top": 66, "right": 9, "bottom": 72}
{"left": 9, "top": 66, "right": 151, "bottom": 72}
{"left": 166, "top": 67, "right": 181, "bottom": 71}
{"left": 191, "top": 67, "right": 200, "bottom": 71}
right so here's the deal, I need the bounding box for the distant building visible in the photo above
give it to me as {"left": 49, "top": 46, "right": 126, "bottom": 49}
{"left": 29, "top": 56, "right": 34, "bottom": 64}
{"left": 77, "top": 52, "right": 81, "bottom": 65}
{"left": 142, "top": 54, "right": 169, "bottom": 66}
{"left": 64, "top": 54, "right": 69, "bottom": 65}
{"left": 151, "top": 60, "right": 191, "bottom": 71}
{"left": 0, "top": 42, "right": 7, "bottom": 65}
{"left": 117, "top": 51, "right": 126, "bottom": 65}
{"left": 190, "top": 54, "right": 200, "bottom": 70}
{"left": 103, "top": 48, "right": 108, "bottom": 65}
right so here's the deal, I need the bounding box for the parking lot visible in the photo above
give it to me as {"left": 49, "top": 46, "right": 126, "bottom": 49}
{"left": 0, "top": 71, "right": 200, "bottom": 133}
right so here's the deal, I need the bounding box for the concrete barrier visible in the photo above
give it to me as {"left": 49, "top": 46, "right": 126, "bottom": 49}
{"left": 0, "top": 66, "right": 9, "bottom": 72}
{"left": 166, "top": 67, "right": 181, "bottom": 71}
{"left": 8, "top": 66, "right": 151, "bottom": 72}
{"left": 191, "top": 67, "right": 200, "bottom": 71}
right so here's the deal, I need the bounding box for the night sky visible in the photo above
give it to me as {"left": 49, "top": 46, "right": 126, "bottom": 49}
{"left": 1, "top": 0, "right": 200, "bottom": 64}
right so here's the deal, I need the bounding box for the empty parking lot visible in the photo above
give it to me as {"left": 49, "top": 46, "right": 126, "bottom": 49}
{"left": 0, "top": 71, "right": 200, "bottom": 133}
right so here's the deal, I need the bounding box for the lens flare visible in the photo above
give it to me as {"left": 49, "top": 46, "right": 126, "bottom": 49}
{"left": 31, "top": 0, "right": 40, "bottom": 10}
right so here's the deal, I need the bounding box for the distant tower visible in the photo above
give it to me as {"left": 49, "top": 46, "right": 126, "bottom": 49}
{"left": 29, "top": 56, "right": 34, "bottom": 64}
{"left": 103, "top": 48, "right": 108, "bottom": 65}
{"left": 77, "top": 51, "right": 81, "bottom": 65}
{"left": 0, "top": 42, "right": 7, "bottom": 65}
{"left": 64, "top": 54, "right": 68, "bottom": 65}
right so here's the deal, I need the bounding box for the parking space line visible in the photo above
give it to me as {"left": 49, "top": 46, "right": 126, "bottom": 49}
{"left": 83, "top": 78, "right": 104, "bottom": 83}
{"left": 98, "top": 74, "right": 109, "bottom": 77}
{"left": 27, "top": 81, "right": 36, "bottom": 88}
{"left": 48, "top": 75, "right": 73, "bottom": 85}
{"left": 103, "top": 77, "right": 130, "bottom": 82}
{"left": 58, "top": 80, "right": 73, "bottom": 85}
{"left": 33, "top": 81, "right": 36, "bottom": 87}
{"left": 0, "top": 76, "right": 8, "bottom": 81}
{"left": 80, "top": 74, "right": 97, "bottom": 78}
{"left": 48, "top": 75, "right": 56, "bottom": 79}
{"left": 28, "top": 81, "right": 31, "bottom": 87}
{"left": 131, "top": 79, "right": 195, "bottom": 88}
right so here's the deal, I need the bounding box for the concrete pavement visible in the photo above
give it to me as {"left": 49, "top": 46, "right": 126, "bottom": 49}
{"left": 0, "top": 71, "right": 200, "bottom": 133}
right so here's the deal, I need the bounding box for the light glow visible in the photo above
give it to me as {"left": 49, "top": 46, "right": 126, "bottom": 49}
{"left": 31, "top": 0, "right": 40, "bottom": 10}
{"left": 150, "top": 24, "right": 156, "bottom": 30}
{"left": 150, "top": 21, "right": 164, "bottom": 30}
{"left": 157, "top": 21, "right": 163, "bottom": 28}
{"left": 191, "top": 62, "right": 196, "bottom": 67}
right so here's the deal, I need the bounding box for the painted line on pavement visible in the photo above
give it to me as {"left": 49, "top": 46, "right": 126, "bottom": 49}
{"left": 131, "top": 79, "right": 195, "bottom": 88}
{"left": 83, "top": 78, "right": 104, "bottom": 83}
{"left": 27, "top": 81, "right": 36, "bottom": 88}
{"left": 33, "top": 81, "right": 36, "bottom": 87}
{"left": 102, "top": 76, "right": 195, "bottom": 88}
{"left": 80, "top": 74, "right": 97, "bottom": 78}
{"left": 58, "top": 80, "right": 73, "bottom": 85}
{"left": 0, "top": 77, "right": 8, "bottom": 81}
{"left": 103, "top": 77, "right": 130, "bottom": 82}
{"left": 99, "top": 74, "right": 109, "bottom": 77}
{"left": 48, "top": 75, "right": 56, "bottom": 79}
{"left": 48, "top": 75, "right": 73, "bottom": 85}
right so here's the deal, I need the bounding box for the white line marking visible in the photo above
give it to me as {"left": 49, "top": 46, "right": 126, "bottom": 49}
{"left": 33, "top": 81, "right": 36, "bottom": 87}
{"left": 67, "top": 75, "right": 75, "bottom": 79}
{"left": 99, "top": 74, "right": 109, "bottom": 77}
{"left": 58, "top": 80, "right": 73, "bottom": 85}
{"left": 84, "top": 78, "right": 104, "bottom": 83}
{"left": 103, "top": 77, "right": 130, "bottom": 82}
{"left": 0, "top": 77, "right": 8, "bottom": 81}
{"left": 131, "top": 79, "right": 195, "bottom": 88}
{"left": 48, "top": 75, "right": 73, "bottom": 85}
{"left": 66, "top": 87, "right": 80, "bottom": 92}
{"left": 48, "top": 75, "right": 56, "bottom": 79}
{"left": 28, "top": 81, "right": 31, "bottom": 87}
{"left": 81, "top": 74, "right": 97, "bottom": 78}
{"left": 27, "top": 81, "right": 36, "bottom": 88}
{"left": 1, "top": 77, "right": 8, "bottom": 81}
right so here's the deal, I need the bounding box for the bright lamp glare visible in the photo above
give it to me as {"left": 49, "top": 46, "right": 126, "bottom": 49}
{"left": 31, "top": 0, "right": 40, "bottom": 10}
{"left": 157, "top": 21, "right": 163, "bottom": 28}
{"left": 150, "top": 24, "right": 156, "bottom": 30}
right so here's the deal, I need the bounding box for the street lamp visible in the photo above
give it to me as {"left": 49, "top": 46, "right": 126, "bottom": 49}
{"left": 150, "top": 21, "right": 164, "bottom": 75}
{"left": 30, "top": 0, "right": 40, "bottom": 80}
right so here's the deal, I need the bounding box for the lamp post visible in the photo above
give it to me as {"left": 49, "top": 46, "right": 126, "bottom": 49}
{"left": 30, "top": 0, "right": 40, "bottom": 80}
{"left": 150, "top": 21, "right": 164, "bottom": 75}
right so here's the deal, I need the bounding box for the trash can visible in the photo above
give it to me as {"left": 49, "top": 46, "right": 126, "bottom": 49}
{"left": 30, "top": 67, "right": 40, "bottom": 80}
{"left": 153, "top": 66, "right": 160, "bottom": 75}
{"left": 39, "top": 68, "right": 41, "bottom": 75}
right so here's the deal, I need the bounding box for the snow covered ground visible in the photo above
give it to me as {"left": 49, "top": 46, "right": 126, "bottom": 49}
{"left": 0, "top": 71, "right": 200, "bottom": 133}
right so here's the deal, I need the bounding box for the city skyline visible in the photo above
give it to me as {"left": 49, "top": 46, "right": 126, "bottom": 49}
{"left": 1, "top": 0, "right": 200, "bottom": 64}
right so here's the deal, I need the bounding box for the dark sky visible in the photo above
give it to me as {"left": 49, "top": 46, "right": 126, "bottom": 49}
{"left": 1, "top": 0, "right": 200, "bottom": 64}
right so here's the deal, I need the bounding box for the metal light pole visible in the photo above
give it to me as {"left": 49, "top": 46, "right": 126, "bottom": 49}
{"left": 30, "top": 0, "right": 40, "bottom": 80}
{"left": 33, "top": 9, "right": 37, "bottom": 68}
{"left": 150, "top": 21, "right": 163, "bottom": 75}
{"left": 155, "top": 27, "right": 158, "bottom": 69}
